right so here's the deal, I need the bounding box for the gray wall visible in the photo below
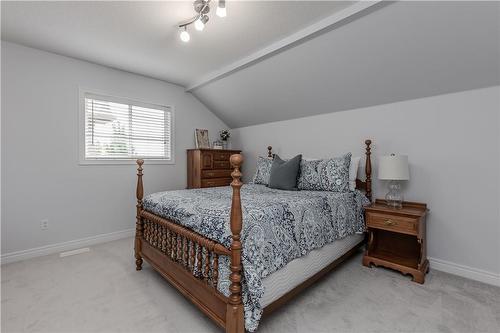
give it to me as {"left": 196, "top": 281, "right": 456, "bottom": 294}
{"left": 1, "top": 42, "right": 227, "bottom": 254}
{"left": 232, "top": 86, "right": 500, "bottom": 280}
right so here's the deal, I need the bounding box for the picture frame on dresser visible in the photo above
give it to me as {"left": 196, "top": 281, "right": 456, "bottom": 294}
{"left": 194, "top": 129, "right": 210, "bottom": 148}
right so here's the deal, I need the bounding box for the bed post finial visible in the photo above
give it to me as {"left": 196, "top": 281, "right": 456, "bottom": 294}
{"left": 267, "top": 146, "right": 273, "bottom": 158}
{"left": 226, "top": 154, "right": 245, "bottom": 333}
{"left": 135, "top": 159, "right": 144, "bottom": 271}
{"left": 364, "top": 140, "right": 372, "bottom": 202}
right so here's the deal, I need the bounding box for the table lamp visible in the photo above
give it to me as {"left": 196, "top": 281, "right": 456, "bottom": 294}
{"left": 378, "top": 154, "right": 409, "bottom": 209}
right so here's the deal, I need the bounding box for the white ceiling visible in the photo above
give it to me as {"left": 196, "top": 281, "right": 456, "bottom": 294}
{"left": 1, "top": 0, "right": 354, "bottom": 87}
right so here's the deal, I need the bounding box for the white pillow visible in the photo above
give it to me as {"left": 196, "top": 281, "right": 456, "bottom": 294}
{"left": 349, "top": 156, "right": 361, "bottom": 191}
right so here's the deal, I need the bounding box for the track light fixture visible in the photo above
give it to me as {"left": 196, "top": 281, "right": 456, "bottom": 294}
{"left": 178, "top": 0, "right": 227, "bottom": 42}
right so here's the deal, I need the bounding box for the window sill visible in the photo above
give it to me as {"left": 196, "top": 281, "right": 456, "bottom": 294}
{"left": 79, "top": 159, "right": 175, "bottom": 166}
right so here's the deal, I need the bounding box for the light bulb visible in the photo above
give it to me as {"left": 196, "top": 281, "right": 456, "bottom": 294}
{"left": 180, "top": 29, "right": 190, "bottom": 42}
{"left": 217, "top": 0, "right": 226, "bottom": 17}
{"left": 216, "top": 7, "right": 226, "bottom": 17}
{"left": 194, "top": 17, "right": 205, "bottom": 31}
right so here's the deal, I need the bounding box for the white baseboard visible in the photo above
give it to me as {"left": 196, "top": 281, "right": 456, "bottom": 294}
{"left": 3, "top": 233, "right": 499, "bottom": 288}
{"left": 1, "top": 228, "right": 135, "bottom": 265}
{"left": 429, "top": 257, "right": 500, "bottom": 287}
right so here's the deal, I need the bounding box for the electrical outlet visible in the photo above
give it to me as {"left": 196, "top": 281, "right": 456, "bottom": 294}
{"left": 40, "top": 219, "right": 49, "bottom": 230}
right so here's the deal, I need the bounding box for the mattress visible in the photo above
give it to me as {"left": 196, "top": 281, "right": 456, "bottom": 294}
{"left": 261, "top": 233, "right": 364, "bottom": 307}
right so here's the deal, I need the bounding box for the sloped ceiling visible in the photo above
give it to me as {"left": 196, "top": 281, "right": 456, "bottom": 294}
{"left": 192, "top": 1, "right": 500, "bottom": 128}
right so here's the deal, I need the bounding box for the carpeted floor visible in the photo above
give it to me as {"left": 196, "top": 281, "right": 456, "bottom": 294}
{"left": 2, "top": 237, "right": 499, "bottom": 333}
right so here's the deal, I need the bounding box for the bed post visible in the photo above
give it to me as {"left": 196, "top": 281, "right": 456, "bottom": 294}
{"left": 364, "top": 140, "right": 372, "bottom": 202}
{"left": 267, "top": 146, "right": 273, "bottom": 158}
{"left": 226, "top": 154, "right": 245, "bottom": 333}
{"left": 135, "top": 159, "right": 144, "bottom": 271}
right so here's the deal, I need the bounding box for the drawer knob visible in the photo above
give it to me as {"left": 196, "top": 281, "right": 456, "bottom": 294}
{"left": 384, "top": 219, "right": 397, "bottom": 226}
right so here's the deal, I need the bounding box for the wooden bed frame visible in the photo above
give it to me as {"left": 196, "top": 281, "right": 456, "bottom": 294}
{"left": 134, "top": 140, "right": 373, "bottom": 333}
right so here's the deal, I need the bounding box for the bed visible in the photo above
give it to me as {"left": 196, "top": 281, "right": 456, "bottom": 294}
{"left": 134, "top": 140, "right": 373, "bottom": 333}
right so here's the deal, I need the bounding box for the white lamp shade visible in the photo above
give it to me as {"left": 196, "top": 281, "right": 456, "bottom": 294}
{"left": 378, "top": 155, "right": 410, "bottom": 180}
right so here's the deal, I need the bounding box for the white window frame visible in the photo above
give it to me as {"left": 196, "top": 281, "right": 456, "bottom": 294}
{"left": 78, "top": 88, "right": 175, "bottom": 165}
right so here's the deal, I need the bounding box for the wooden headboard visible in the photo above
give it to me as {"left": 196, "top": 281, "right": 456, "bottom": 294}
{"left": 356, "top": 139, "right": 372, "bottom": 201}
{"left": 266, "top": 139, "right": 372, "bottom": 201}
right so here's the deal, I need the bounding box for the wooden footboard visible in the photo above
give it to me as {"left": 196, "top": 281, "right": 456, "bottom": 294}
{"left": 135, "top": 155, "right": 245, "bottom": 333}
{"left": 141, "top": 211, "right": 230, "bottom": 327}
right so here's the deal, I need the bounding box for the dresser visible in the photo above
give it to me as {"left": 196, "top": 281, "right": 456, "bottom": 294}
{"left": 187, "top": 149, "right": 242, "bottom": 189}
{"left": 363, "top": 199, "right": 429, "bottom": 283}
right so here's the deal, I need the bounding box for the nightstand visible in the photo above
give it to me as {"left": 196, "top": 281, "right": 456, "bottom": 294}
{"left": 363, "top": 199, "right": 429, "bottom": 283}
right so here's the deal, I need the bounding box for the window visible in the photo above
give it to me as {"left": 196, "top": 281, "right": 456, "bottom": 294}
{"left": 80, "top": 92, "right": 174, "bottom": 164}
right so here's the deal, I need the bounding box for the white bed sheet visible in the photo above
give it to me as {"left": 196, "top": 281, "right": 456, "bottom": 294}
{"left": 261, "top": 233, "right": 364, "bottom": 307}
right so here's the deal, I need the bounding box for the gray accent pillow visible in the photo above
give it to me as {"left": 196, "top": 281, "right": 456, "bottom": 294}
{"left": 268, "top": 154, "right": 302, "bottom": 190}
{"left": 252, "top": 156, "right": 273, "bottom": 185}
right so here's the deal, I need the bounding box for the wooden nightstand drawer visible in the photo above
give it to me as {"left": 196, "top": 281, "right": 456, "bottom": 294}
{"left": 366, "top": 213, "right": 419, "bottom": 236}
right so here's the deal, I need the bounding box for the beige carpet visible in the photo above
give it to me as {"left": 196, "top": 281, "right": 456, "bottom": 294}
{"left": 2, "top": 237, "right": 499, "bottom": 333}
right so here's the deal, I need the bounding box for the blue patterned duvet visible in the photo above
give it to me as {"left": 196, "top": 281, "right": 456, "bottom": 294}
{"left": 143, "top": 184, "right": 369, "bottom": 331}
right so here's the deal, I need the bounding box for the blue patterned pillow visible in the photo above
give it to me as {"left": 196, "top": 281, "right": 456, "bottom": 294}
{"left": 252, "top": 156, "right": 273, "bottom": 185}
{"left": 318, "top": 153, "right": 352, "bottom": 192}
{"left": 297, "top": 159, "right": 323, "bottom": 190}
{"left": 297, "top": 153, "right": 352, "bottom": 192}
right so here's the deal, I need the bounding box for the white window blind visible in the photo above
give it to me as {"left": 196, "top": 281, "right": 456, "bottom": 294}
{"left": 83, "top": 93, "right": 172, "bottom": 161}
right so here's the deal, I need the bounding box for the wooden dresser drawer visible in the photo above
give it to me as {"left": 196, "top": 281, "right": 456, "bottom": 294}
{"left": 213, "top": 151, "right": 232, "bottom": 161}
{"left": 187, "top": 149, "right": 241, "bottom": 189}
{"left": 213, "top": 160, "right": 230, "bottom": 169}
{"left": 202, "top": 170, "right": 232, "bottom": 179}
{"left": 201, "top": 178, "right": 232, "bottom": 188}
{"left": 201, "top": 153, "right": 213, "bottom": 169}
{"left": 366, "top": 213, "right": 419, "bottom": 236}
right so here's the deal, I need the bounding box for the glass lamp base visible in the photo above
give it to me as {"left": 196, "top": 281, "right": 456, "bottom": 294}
{"left": 385, "top": 181, "right": 403, "bottom": 209}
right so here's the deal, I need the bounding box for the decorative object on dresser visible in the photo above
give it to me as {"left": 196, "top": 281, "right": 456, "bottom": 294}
{"left": 363, "top": 199, "right": 429, "bottom": 283}
{"left": 219, "top": 129, "right": 230, "bottom": 149}
{"left": 194, "top": 128, "right": 210, "bottom": 148}
{"left": 378, "top": 154, "right": 410, "bottom": 209}
{"left": 187, "top": 148, "right": 242, "bottom": 188}
{"left": 213, "top": 140, "right": 223, "bottom": 149}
